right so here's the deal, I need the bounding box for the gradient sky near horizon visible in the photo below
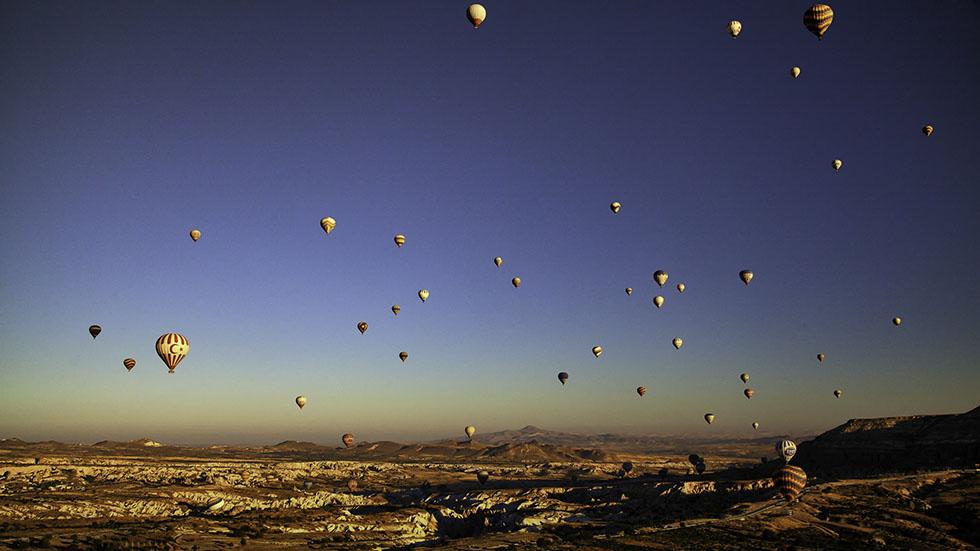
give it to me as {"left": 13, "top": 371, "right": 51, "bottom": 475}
{"left": 2, "top": 1, "right": 979, "bottom": 446}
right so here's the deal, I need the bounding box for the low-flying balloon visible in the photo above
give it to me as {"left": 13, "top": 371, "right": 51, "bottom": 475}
{"left": 558, "top": 372, "right": 569, "bottom": 385}
{"left": 303, "top": 481, "right": 313, "bottom": 491}
{"left": 494, "top": 256, "right": 503, "bottom": 267}
{"left": 752, "top": 422, "right": 760, "bottom": 430}
{"left": 776, "top": 440, "right": 797, "bottom": 463}
{"left": 688, "top": 454, "right": 701, "bottom": 466}
{"left": 744, "top": 388, "right": 755, "bottom": 399}
{"left": 773, "top": 464, "right": 807, "bottom": 501}
{"left": 610, "top": 201, "right": 621, "bottom": 214}
{"left": 637, "top": 386, "right": 647, "bottom": 397}
{"left": 695, "top": 462, "right": 706, "bottom": 475}
{"left": 592, "top": 346, "right": 603, "bottom": 358}
{"left": 672, "top": 338, "right": 683, "bottom": 350}
{"left": 833, "top": 159, "right": 842, "bottom": 171}
{"left": 922, "top": 124, "right": 934, "bottom": 136}
{"left": 189, "top": 229, "right": 201, "bottom": 242}
{"left": 511, "top": 277, "right": 521, "bottom": 288}
{"left": 477, "top": 470, "right": 489, "bottom": 484}
{"left": 892, "top": 317, "right": 902, "bottom": 326}
{"left": 704, "top": 413, "right": 715, "bottom": 425}
{"left": 834, "top": 389, "right": 843, "bottom": 398}
{"left": 123, "top": 358, "right": 136, "bottom": 371}
{"left": 347, "top": 479, "right": 358, "bottom": 492}
{"left": 625, "top": 287, "right": 633, "bottom": 296}
{"left": 399, "top": 351, "right": 408, "bottom": 362}
{"left": 357, "top": 321, "right": 368, "bottom": 334}
{"left": 394, "top": 234, "right": 406, "bottom": 248}
{"left": 653, "top": 270, "right": 668, "bottom": 287}
{"left": 295, "top": 395, "right": 307, "bottom": 409}
{"left": 418, "top": 289, "right": 429, "bottom": 302}
{"left": 155, "top": 332, "right": 188, "bottom": 373}
{"left": 653, "top": 295, "right": 664, "bottom": 308}
{"left": 727, "top": 20, "right": 742, "bottom": 38}
{"left": 89, "top": 325, "right": 102, "bottom": 339}
{"left": 791, "top": 66, "right": 801, "bottom": 78}
{"left": 739, "top": 270, "right": 753, "bottom": 285}
{"left": 320, "top": 217, "right": 336, "bottom": 235}
{"left": 392, "top": 305, "right": 401, "bottom": 316}
{"left": 466, "top": 4, "right": 486, "bottom": 28}
{"left": 740, "top": 373, "right": 750, "bottom": 384}
{"left": 676, "top": 283, "right": 686, "bottom": 293}
{"left": 803, "top": 4, "right": 834, "bottom": 40}
{"left": 342, "top": 433, "right": 354, "bottom": 448}
{"left": 817, "top": 353, "right": 825, "bottom": 362}
{"left": 622, "top": 461, "right": 634, "bottom": 474}
{"left": 465, "top": 425, "right": 476, "bottom": 440}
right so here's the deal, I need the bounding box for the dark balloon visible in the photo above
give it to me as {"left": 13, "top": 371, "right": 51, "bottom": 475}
{"left": 89, "top": 325, "right": 102, "bottom": 339}
{"left": 558, "top": 372, "right": 569, "bottom": 385}
{"left": 773, "top": 465, "right": 807, "bottom": 501}
{"left": 342, "top": 433, "right": 354, "bottom": 448}
{"left": 477, "top": 470, "right": 489, "bottom": 484}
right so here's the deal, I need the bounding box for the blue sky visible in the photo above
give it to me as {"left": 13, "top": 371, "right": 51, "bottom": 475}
{"left": 1, "top": 1, "right": 978, "bottom": 445}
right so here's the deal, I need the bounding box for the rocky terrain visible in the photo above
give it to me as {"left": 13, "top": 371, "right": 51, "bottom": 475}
{"left": 0, "top": 411, "right": 977, "bottom": 550}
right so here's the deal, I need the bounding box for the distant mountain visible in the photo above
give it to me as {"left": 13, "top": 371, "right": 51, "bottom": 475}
{"left": 796, "top": 405, "right": 980, "bottom": 475}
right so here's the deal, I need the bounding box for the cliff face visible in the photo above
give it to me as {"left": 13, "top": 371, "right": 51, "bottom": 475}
{"left": 795, "top": 406, "right": 980, "bottom": 476}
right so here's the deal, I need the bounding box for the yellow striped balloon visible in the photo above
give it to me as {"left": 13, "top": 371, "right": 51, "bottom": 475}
{"left": 392, "top": 304, "right": 401, "bottom": 315}
{"left": 727, "top": 20, "right": 742, "bottom": 38}
{"left": 804, "top": 4, "right": 833, "bottom": 40}
{"left": 123, "top": 358, "right": 136, "bottom": 371}
{"left": 773, "top": 465, "right": 807, "bottom": 501}
{"left": 320, "top": 217, "right": 336, "bottom": 235}
{"left": 636, "top": 386, "right": 647, "bottom": 397}
{"left": 394, "top": 234, "right": 406, "bottom": 247}
{"left": 155, "top": 333, "right": 189, "bottom": 373}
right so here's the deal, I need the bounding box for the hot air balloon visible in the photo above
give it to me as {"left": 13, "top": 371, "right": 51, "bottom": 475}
{"left": 320, "top": 217, "right": 336, "bottom": 235}
{"left": 892, "top": 317, "right": 902, "bottom": 326}
{"left": 477, "top": 470, "right": 489, "bottom": 484}
{"left": 494, "top": 256, "right": 503, "bottom": 267}
{"left": 625, "top": 287, "right": 633, "bottom": 296}
{"left": 399, "top": 351, "right": 408, "bottom": 362}
{"left": 922, "top": 124, "right": 934, "bottom": 136}
{"left": 637, "top": 386, "right": 647, "bottom": 397}
{"left": 704, "top": 413, "right": 715, "bottom": 424}
{"left": 123, "top": 358, "right": 136, "bottom": 371}
{"left": 357, "top": 321, "right": 368, "bottom": 334}
{"left": 688, "top": 454, "right": 701, "bottom": 466}
{"left": 512, "top": 277, "right": 521, "bottom": 288}
{"left": 392, "top": 304, "right": 401, "bottom": 315}
{"left": 832, "top": 159, "right": 842, "bottom": 171}
{"left": 659, "top": 468, "right": 669, "bottom": 477}
{"left": 817, "top": 353, "right": 825, "bottom": 363}
{"left": 89, "top": 325, "right": 102, "bottom": 339}
{"left": 466, "top": 4, "right": 486, "bottom": 28}
{"left": 592, "top": 346, "right": 603, "bottom": 358}
{"left": 803, "top": 4, "right": 834, "bottom": 40}
{"left": 653, "top": 270, "right": 668, "bottom": 287}
{"left": 189, "top": 229, "right": 201, "bottom": 242}
{"left": 295, "top": 395, "right": 307, "bottom": 409}
{"left": 303, "top": 481, "right": 313, "bottom": 491}
{"left": 773, "top": 464, "right": 807, "bottom": 501}
{"left": 610, "top": 201, "right": 621, "bottom": 214}
{"left": 727, "top": 20, "right": 742, "bottom": 38}
{"left": 418, "top": 289, "right": 429, "bottom": 302}
{"left": 695, "top": 461, "right": 706, "bottom": 475}
{"left": 776, "top": 440, "right": 797, "bottom": 463}
{"left": 752, "top": 422, "right": 760, "bottom": 430}
{"left": 740, "top": 373, "right": 750, "bottom": 384}
{"left": 342, "top": 433, "right": 354, "bottom": 448}
{"left": 465, "top": 425, "right": 476, "bottom": 440}
{"left": 744, "top": 388, "right": 755, "bottom": 399}
{"left": 834, "top": 389, "right": 842, "bottom": 398}
{"left": 558, "top": 372, "right": 569, "bottom": 385}
{"left": 676, "top": 283, "right": 686, "bottom": 293}
{"left": 155, "top": 333, "right": 188, "bottom": 373}
{"left": 653, "top": 295, "right": 664, "bottom": 308}
{"left": 622, "top": 461, "right": 634, "bottom": 474}
{"left": 739, "top": 270, "right": 754, "bottom": 285}
{"left": 672, "top": 337, "right": 683, "bottom": 350}
{"left": 791, "top": 66, "right": 801, "bottom": 78}
{"left": 347, "top": 479, "right": 358, "bottom": 492}
{"left": 394, "top": 234, "right": 406, "bottom": 248}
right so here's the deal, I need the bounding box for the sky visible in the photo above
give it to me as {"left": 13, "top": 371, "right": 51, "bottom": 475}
{"left": 1, "top": 1, "right": 978, "bottom": 446}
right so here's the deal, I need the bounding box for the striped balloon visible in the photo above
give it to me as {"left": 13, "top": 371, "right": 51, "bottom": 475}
{"left": 123, "top": 358, "right": 136, "bottom": 371}
{"left": 636, "top": 386, "right": 647, "bottom": 397}
{"left": 804, "top": 4, "right": 834, "bottom": 40}
{"left": 320, "top": 217, "right": 336, "bottom": 235}
{"left": 155, "top": 333, "right": 189, "bottom": 373}
{"left": 342, "top": 433, "right": 354, "bottom": 448}
{"left": 773, "top": 464, "right": 807, "bottom": 501}
{"left": 744, "top": 388, "right": 755, "bottom": 399}
{"left": 394, "top": 234, "right": 406, "bottom": 248}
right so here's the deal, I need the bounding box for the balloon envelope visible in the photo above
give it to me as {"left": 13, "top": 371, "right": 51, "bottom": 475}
{"left": 392, "top": 305, "right": 400, "bottom": 315}
{"left": 399, "top": 351, "right": 408, "bottom": 362}
{"left": 466, "top": 4, "right": 486, "bottom": 28}
{"left": 558, "top": 372, "right": 569, "bottom": 385}
{"left": 672, "top": 338, "right": 683, "bottom": 350}
{"left": 622, "top": 461, "right": 633, "bottom": 473}
{"left": 922, "top": 124, "right": 934, "bottom": 136}
{"left": 394, "top": 234, "right": 406, "bottom": 247}
{"left": 610, "top": 201, "right": 621, "bottom": 214}
{"left": 477, "top": 470, "right": 489, "bottom": 484}
{"left": 791, "top": 66, "right": 801, "bottom": 78}
{"left": 817, "top": 353, "right": 825, "bottom": 362}
{"left": 357, "top": 322, "right": 368, "bottom": 334}
{"left": 625, "top": 287, "right": 633, "bottom": 296}
{"left": 418, "top": 289, "right": 429, "bottom": 302}
{"left": 465, "top": 425, "right": 476, "bottom": 440}
{"left": 833, "top": 159, "right": 842, "bottom": 171}
{"left": 676, "top": 283, "right": 685, "bottom": 293}
{"left": 744, "top": 388, "right": 755, "bottom": 399}
{"left": 654, "top": 296, "right": 664, "bottom": 308}
{"left": 740, "top": 373, "right": 750, "bottom": 383}
{"left": 320, "top": 217, "right": 336, "bottom": 234}
{"left": 295, "top": 396, "right": 306, "bottom": 409}
{"left": 123, "top": 358, "right": 136, "bottom": 371}
{"left": 704, "top": 413, "right": 715, "bottom": 424}
{"left": 776, "top": 440, "right": 797, "bottom": 463}
{"left": 653, "top": 270, "right": 668, "bottom": 287}
{"left": 773, "top": 465, "right": 807, "bottom": 501}
{"left": 89, "top": 325, "right": 102, "bottom": 339}
{"left": 637, "top": 386, "right": 647, "bottom": 397}
{"left": 803, "top": 4, "right": 834, "bottom": 40}
{"left": 739, "top": 270, "right": 753, "bottom": 285}
{"left": 893, "top": 317, "right": 902, "bottom": 326}
{"left": 347, "top": 479, "right": 358, "bottom": 492}
{"left": 512, "top": 277, "right": 521, "bottom": 288}
{"left": 834, "top": 389, "right": 843, "bottom": 398}
{"left": 342, "top": 433, "right": 354, "bottom": 448}
{"left": 752, "top": 422, "right": 760, "bottom": 430}
{"left": 494, "top": 256, "right": 503, "bottom": 267}
{"left": 592, "top": 346, "right": 602, "bottom": 358}
{"left": 727, "top": 20, "right": 742, "bottom": 38}
{"left": 189, "top": 229, "right": 201, "bottom": 242}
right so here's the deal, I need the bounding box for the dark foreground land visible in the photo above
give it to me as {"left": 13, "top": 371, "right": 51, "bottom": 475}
{"left": 1, "top": 411, "right": 977, "bottom": 550}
